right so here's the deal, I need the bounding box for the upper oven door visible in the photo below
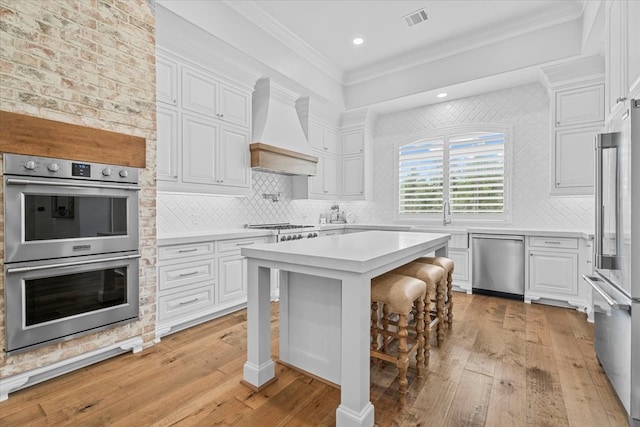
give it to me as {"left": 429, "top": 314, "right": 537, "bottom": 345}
{"left": 4, "top": 176, "right": 139, "bottom": 263}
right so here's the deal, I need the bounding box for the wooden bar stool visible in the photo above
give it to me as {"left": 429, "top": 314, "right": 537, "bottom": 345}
{"left": 391, "top": 262, "right": 447, "bottom": 349}
{"left": 416, "top": 256, "right": 455, "bottom": 328}
{"left": 370, "top": 272, "right": 426, "bottom": 405}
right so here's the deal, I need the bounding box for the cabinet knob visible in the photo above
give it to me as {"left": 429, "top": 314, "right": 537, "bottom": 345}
{"left": 556, "top": 121, "right": 560, "bottom": 126}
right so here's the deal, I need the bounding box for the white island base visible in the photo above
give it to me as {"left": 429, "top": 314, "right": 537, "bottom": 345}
{"left": 241, "top": 231, "right": 450, "bottom": 427}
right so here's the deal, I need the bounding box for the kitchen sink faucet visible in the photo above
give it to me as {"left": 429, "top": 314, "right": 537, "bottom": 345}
{"left": 443, "top": 200, "right": 452, "bottom": 225}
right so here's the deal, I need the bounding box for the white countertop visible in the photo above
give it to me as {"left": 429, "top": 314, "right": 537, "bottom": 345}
{"left": 241, "top": 230, "right": 450, "bottom": 274}
{"left": 157, "top": 224, "right": 593, "bottom": 247}
{"left": 157, "top": 229, "right": 274, "bottom": 246}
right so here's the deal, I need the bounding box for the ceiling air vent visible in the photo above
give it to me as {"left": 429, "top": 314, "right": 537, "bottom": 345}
{"left": 404, "top": 8, "right": 428, "bottom": 27}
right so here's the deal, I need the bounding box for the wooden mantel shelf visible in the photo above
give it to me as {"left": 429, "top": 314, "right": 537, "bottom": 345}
{"left": 0, "top": 110, "right": 146, "bottom": 168}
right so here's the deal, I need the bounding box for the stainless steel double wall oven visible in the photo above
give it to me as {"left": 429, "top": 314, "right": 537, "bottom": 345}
{"left": 3, "top": 153, "right": 140, "bottom": 354}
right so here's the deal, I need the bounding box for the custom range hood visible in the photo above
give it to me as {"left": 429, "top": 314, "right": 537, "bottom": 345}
{"left": 250, "top": 77, "right": 317, "bottom": 176}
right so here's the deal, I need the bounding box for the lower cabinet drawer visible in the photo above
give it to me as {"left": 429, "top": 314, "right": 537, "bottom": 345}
{"left": 158, "top": 259, "right": 215, "bottom": 291}
{"left": 158, "top": 285, "right": 215, "bottom": 322}
{"left": 529, "top": 236, "right": 578, "bottom": 249}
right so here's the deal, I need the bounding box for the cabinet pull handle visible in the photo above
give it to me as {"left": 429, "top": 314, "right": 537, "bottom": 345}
{"left": 235, "top": 242, "right": 255, "bottom": 246}
{"left": 178, "top": 297, "right": 199, "bottom": 305}
{"left": 178, "top": 248, "right": 198, "bottom": 253}
{"left": 616, "top": 97, "right": 627, "bottom": 104}
{"left": 178, "top": 270, "right": 199, "bottom": 277}
{"left": 544, "top": 241, "right": 561, "bottom": 244}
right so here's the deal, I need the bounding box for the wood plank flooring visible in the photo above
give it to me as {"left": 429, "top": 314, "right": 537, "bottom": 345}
{"left": 0, "top": 293, "right": 629, "bottom": 426}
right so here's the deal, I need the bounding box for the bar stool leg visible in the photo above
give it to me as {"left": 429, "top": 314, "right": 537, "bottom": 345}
{"left": 436, "top": 278, "right": 445, "bottom": 346}
{"left": 382, "top": 304, "right": 390, "bottom": 352}
{"left": 397, "top": 313, "right": 409, "bottom": 406}
{"left": 370, "top": 301, "right": 379, "bottom": 351}
{"left": 447, "top": 270, "right": 454, "bottom": 328}
{"left": 415, "top": 297, "right": 425, "bottom": 378}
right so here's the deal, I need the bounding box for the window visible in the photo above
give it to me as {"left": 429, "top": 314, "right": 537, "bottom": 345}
{"left": 398, "top": 127, "right": 508, "bottom": 219}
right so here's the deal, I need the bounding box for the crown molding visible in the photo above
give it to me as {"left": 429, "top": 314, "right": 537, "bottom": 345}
{"left": 223, "top": 0, "right": 345, "bottom": 85}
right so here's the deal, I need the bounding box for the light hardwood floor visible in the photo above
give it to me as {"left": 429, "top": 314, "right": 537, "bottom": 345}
{"left": 0, "top": 293, "right": 629, "bottom": 426}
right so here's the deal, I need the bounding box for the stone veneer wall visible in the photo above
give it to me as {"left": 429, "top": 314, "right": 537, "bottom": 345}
{"left": 0, "top": 0, "right": 157, "bottom": 377}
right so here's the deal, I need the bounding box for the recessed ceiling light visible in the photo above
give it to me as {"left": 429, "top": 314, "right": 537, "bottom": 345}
{"left": 353, "top": 37, "right": 364, "bottom": 45}
{"left": 437, "top": 92, "right": 448, "bottom": 98}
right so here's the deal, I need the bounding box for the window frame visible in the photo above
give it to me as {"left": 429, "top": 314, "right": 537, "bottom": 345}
{"left": 394, "top": 123, "right": 512, "bottom": 224}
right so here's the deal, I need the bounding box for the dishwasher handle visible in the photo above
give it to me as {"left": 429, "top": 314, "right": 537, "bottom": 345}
{"left": 472, "top": 234, "right": 524, "bottom": 242}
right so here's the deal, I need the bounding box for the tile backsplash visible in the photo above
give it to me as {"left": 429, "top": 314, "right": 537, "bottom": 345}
{"left": 158, "top": 82, "right": 594, "bottom": 234}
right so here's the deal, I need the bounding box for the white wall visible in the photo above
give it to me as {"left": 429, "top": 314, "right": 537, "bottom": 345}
{"left": 158, "top": 82, "right": 594, "bottom": 233}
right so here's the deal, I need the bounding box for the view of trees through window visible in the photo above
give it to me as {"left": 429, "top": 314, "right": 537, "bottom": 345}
{"left": 399, "top": 130, "right": 506, "bottom": 215}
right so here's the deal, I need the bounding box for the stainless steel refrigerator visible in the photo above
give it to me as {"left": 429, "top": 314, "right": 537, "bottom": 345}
{"left": 584, "top": 98, "right": 639, "bottom": 426}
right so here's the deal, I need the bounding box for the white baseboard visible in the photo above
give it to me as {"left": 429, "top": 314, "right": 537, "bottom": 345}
{"left": 0, "top": 336, "right": 143, "bottom": 401}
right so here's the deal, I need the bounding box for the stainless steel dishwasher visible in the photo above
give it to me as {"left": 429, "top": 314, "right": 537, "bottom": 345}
{"left": 472, "top": 234, "right": 525, "bottom": 300}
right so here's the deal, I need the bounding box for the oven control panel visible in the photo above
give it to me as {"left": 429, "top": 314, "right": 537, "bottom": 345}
{"left": 3, "top": 153, "right": 139, "bottom": 184}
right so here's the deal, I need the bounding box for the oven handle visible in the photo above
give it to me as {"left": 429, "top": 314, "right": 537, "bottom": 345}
{"left": 6, "top": 254, "right": 141, "bottom": 274}
{"left": 582, "top": 274, "right": 631, "bottom": 312}
{"left": 6, "top": 178, "right": 140, "bottom": 191}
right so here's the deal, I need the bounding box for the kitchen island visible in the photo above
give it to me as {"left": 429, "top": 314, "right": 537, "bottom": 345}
{"left": 241, "top": 230, "right": 450, "bottom": 427}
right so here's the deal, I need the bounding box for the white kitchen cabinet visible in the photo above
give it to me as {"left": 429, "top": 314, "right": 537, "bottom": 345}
{"left": 293, "top": 150, "right": 339, "bottom": 200}
{"left": 308, "top": 121, "right": 338, "bottom": 154}
{"left": 606, "top": 0, "right": 627, "bottom": 116}
{"left": 182, "top": 65, "right": 250, "bottom": 128}
{"left": 340, "top": 125, "right": 371, "bottom": 201}
{"left": 528, "top": 251, "right": 578, "bottom": 297}
{"left": 549, "top": 82, "right": 604, "bottom": 196}
{"left": 156, "top": 241, "right": 217, "bottom": 340}
{"left": 525, "top": 236, "right": 591, "bottom": 313}
{"left": 182, "top": 66, "right": 218, "bottom": 118}
{"left": 219, "top": 84, "right": 251, "bottom": 128}
{"left": 552, "top": 125, "right": 601, "bottom": 193}
{"left": 156, "top": 54, "right": 178, "bottom": 106}
{"left": 342, "top": 128, "right": 364, "bottom": 156}
{"left": 555, "top": 85, "right": 604, "bottom": 127}
{"left": 342, "top": 154, "right": 364, "bottom": 197}
{"left": 156, "top": 48, "right": 252, "bottom": 196}
{"left": 319, "top": 228, "right": 345, "bottom": 236}
{"left": 156, "top": 106, "right": 178, "bottom": 182}
{"left": 218, "top": 254, "right": 246, "bottom": 304}
{"left": 156, "top": 235, "right": 269, "bottom": 341}
{"left": 628, "top": 0, "right": 640, "bottom": 96}
{"left": 181, "top": 114, "right": 249, "bottom": 189}
{"left": 218, "top": 125, "right": 250, "bottom": 188}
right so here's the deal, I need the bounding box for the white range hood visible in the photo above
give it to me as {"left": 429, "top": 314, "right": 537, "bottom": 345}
{"left": 250, "top": 77, "right": 317, "bottom": 176}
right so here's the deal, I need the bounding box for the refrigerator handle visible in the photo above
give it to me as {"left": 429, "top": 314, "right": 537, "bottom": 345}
{"left": 582, "top": 275, "right": 631, "bottom": 312}
{"left": 594, "top": 133, "right": 619, "bottom": 270}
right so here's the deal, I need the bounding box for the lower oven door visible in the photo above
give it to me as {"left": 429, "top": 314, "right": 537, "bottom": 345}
{"left": 4, "top": 252, "right": 140, "bottom": 354}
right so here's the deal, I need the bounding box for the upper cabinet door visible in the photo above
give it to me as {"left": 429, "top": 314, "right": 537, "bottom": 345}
{"left": 607, "top": 0, "right": 627, "bottom": 114}
{"left": 156, "top": 106, "right": 178, "bottom": 182}
{"left": 156, "top": 55, "right": 178, "bottom": 106}
{"left": 628, "top": 0, "right": 640, "bottom": 95}
{"left": 555, "top": 85, "right": 604, "bottom": 127}
{"left": 219, "top": 84, "right": 250, "bottom": 127}
{"left": 182, "top": 67, "right": 219, "bottom": 117}
{"left": 218, "top": 125, "right": 250, "bottom": 188}
{"left": 342, "top": 129, "right": 364, "bottom": 156}
{"left": 182, "top": 114, "right": 219, "bottom": 186}
{"left": 324, "top": 128, "right": 338, "bottom": 154}
{"left": 308, "top": 122, "right": 325, "bottom": 150}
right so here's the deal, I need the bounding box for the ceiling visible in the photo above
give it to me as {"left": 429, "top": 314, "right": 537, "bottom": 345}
{"left": 230, "top": 1, "right": 585, "bottom": 83}
{"left": 158, "top": 0, "right": 598, "bottom": 114}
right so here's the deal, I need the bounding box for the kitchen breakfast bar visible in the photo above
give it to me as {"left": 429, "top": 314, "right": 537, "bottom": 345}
{"left": 241, "top": 231, "right": 450, "bottom": 427}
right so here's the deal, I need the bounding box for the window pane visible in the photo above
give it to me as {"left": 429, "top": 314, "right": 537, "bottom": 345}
{"left": 450, "top": 132, "right": 504, "bottom": 213}
{"left": 399, "top": 139, "right": 444, "bottom": 213}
